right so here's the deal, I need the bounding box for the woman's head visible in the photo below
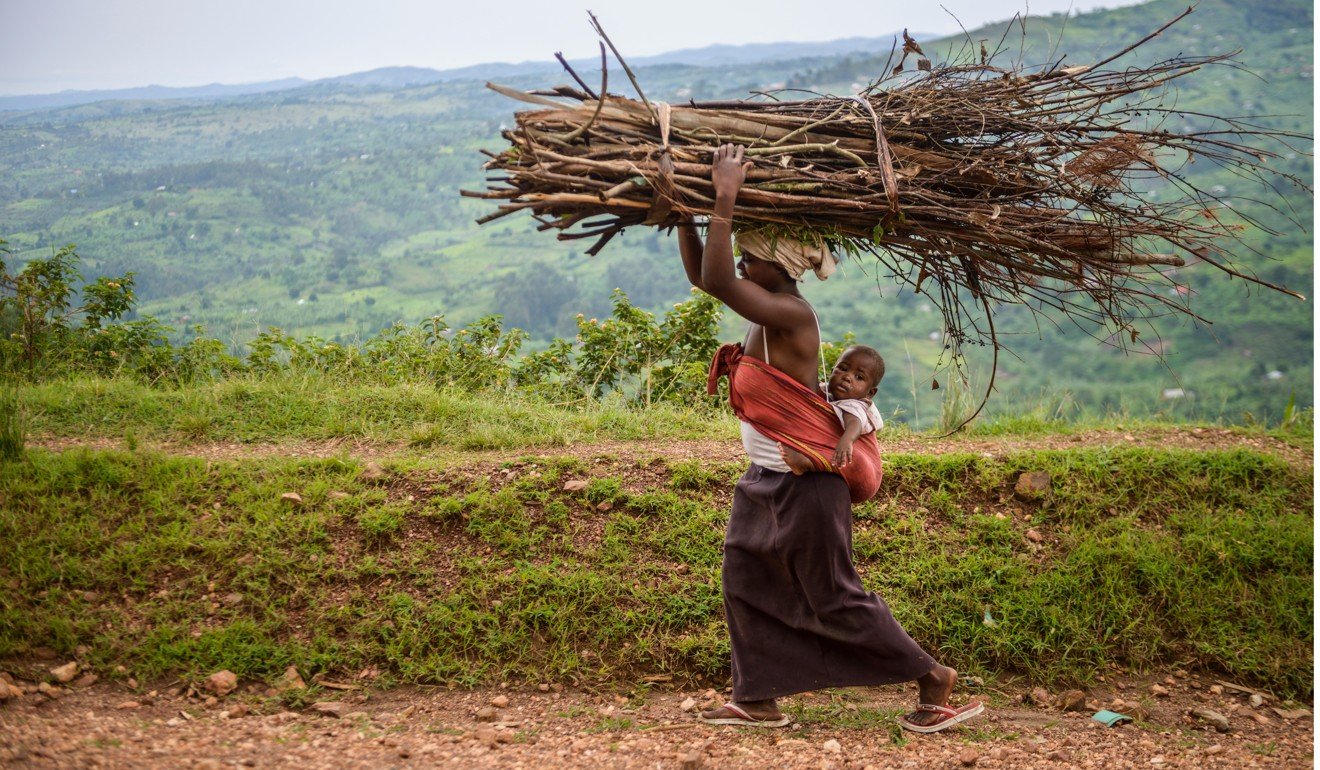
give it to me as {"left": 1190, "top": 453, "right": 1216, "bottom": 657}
{"left": 736, "top": 250, "right": 794, "bottom": 289}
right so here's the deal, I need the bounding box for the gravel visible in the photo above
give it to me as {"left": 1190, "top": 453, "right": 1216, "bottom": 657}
{"left": 0, "top": 671, "right": 1311, "bottom": 769}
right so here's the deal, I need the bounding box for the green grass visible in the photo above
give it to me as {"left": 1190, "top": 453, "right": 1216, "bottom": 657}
{"left": 0, "top": 441, "right": 1311, "bottom": 698}
{"left": 21, "top": 375, "right": 1311, "bottom": 451}
{"left": 18, "top": 375, "right": 739, "bottom": 446}
{"left": 0, "top": 387, "right": 25, "bottom": 461}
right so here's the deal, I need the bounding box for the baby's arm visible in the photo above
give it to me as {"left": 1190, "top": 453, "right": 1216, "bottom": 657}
{"left": 832, "top": 411, "right": 866, "bottom": 468}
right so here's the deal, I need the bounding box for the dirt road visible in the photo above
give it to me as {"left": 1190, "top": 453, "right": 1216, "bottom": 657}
{"left": 1, "top": 666, "right": 1311, "bottom": 769}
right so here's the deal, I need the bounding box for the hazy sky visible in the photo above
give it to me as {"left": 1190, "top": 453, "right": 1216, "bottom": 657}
{"left": 1, "top": 0, "right": 1150, "bottom": 96}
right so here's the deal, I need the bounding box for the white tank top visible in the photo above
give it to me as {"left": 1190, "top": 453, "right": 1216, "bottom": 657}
{"left": 738, "top": 300, "right": 825, "bottom": 472}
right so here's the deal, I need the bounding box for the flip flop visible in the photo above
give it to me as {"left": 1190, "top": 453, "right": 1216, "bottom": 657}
{"left": 697, "top": 702, "right": 791, "bottom": 728}
{"left": 897, "top": 701, "right": 986, "bottom": 733}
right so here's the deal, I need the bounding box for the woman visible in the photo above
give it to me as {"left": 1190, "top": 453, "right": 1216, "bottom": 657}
{"left": 676, "top": 144, "right": 981, "bottom": 733}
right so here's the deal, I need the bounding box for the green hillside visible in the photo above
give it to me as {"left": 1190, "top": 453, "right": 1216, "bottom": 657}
{"left": 0, "top": 0, "right": 1311, "bottom": 426}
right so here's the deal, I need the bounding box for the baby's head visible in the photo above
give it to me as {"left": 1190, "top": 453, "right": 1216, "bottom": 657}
{"left": 828, "top": 345, "right": 885, "bottom": 402}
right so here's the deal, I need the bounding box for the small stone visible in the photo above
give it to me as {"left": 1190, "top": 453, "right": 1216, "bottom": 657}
{"left": 50, "top": 662, "right": 79, "bottom": 683}
{"left": 475, "top": 706, "right": 498, "bottom": 722}
{"left": 221, "top": 593, "right": 244, "bottom": 607}
{"left": 1190, "top": 708, "right": 1231, "bottom": 732}
{"left": 680, "top": 750, "right": 704, "bottom": 770}
{"left": 1252, "top": 713, "right": 1270, "bottom": 725}
{"left": 1271, "top": 707, "right": 1311, "bottom": 720}
{"left": 1057, "top": 689, "right": 1087, "bottom": 712}
{"left": 116, "top": 701, "right": 141, "bottom": 710}
{"left": 82, "top": 591, "right": 99, "bottom": 602}
{"left": 280, "top": 491, "right": 303, "bottom": 505}
{"left": 1017, "top": 739, "right": 1041, "bottom": 754}
{"left": 72, "top": 673, "right": 99, "bottom": 689}
{"left": 596, "top": 501, "right": 613, "bottom": 511}
{"left": 1030, "top": 687, "right": 1052, "bottom": 705}
{"left": 1163, "top": 676, "right": 1176, "bottom": 685}
{"left": 958, "top": 747, "right": 980, "bottom": 766}
{"left": 204, "top": 670, "right": 238, "bottom": 696}
{"left": 562, "top": 480, "right": 589, "bottom": 492}
{"left": 1249, "top": 693, "right": 1265, "bottom": 708}
{"left": 127, "top": 677, "right": 138, "bottom": 689}
{"left": 473, "top": 728, "right": 498, "bottom": 746}
{"left": 680, "top": 697, "right": 697, "bottom": 712}
{"left": 194, "top": 760, "right": 222, "bottom": 770}
{"left": 1024, "top": 528, "right": 1044, "bottom": 543}
{"left": 1014, "top": 471, "right": 1052, "bottom": 500}
{"left": 1208, "top": 685, "right": 1223, "bottom": 695}
{"left": 490, "top": 695, "right": 509, "bottom": 708}
{"left": 1204, "top": 745, "right": 1224, "bottom": 756}
{"left": 310, "top": 701, "right": 342, "bottom": 718}
{"left": 165, "top": 717, "right": 184, "bottom": 727}
{"left": 277, "top": 666, "right": 306, "bottom": 691}
{"left": 203, "top": 696, "right": 218, "bottom": 707}
{"left": 37, "top": 681, "right": 60, "bottom": 698}
{"left": 822, "top": 738, "right": 842, "bottom": 754}
{"left": 1150, "top": 684, "right": 1169, "bottom": 697}
{"left": 538, "top": 683, "right": 550, "bottom": 692}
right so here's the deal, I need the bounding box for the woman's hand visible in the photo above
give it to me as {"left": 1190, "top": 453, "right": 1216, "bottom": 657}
{"left": 712, "top": 143, "right": 750, "bottom": 202}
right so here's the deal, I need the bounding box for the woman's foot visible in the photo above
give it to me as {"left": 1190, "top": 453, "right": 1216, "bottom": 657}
{"left": 698, "top": 698, "right": 790, "bottom": 728}
{"left": 778, "top": 443, "right": 813, "bottom": 475}
{"left": 904, "top": 665, "right": 958, "bottom": 727}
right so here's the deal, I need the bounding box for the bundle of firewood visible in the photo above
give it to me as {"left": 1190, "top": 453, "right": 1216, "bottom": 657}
{"left": 465, "top": 11, "right": 1306, "bottom": 357}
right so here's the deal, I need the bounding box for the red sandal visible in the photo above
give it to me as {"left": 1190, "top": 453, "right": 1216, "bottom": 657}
{"left": 897, "top": 701, "right": 985, "bottom": 733}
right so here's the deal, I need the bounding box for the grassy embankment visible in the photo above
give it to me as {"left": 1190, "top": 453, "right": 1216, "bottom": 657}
{"left": 1, "top": 377, "right": 1313, "bottom": 700}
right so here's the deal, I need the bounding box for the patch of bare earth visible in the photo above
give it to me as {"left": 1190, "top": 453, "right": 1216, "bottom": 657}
{"left": 29, "top": 425, "right": 1312, "bottom": 471}
{"left": 0, "top": 665, "right": 1311, "bottom": 769}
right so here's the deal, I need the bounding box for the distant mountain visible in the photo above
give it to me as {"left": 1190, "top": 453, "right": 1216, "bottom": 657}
{"left": 0, "top": 33, "right": 919, "bottom": 112}
{"left": 321, "top": 66, "right": 453, "bottom": 88}
{"left": 0, "top": 78, "right": 308, "bottom": 112}
{"left": 623, "top": 35, "right": 929, "bottom": 67}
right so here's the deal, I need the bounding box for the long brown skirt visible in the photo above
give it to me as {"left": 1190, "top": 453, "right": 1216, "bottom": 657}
{"left": 723, "top": 464, "right": 937, "bottom": 701}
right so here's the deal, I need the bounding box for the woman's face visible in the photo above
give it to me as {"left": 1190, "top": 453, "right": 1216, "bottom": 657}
{"left": 737, "top": 253, "right": 787, "bottom": 288}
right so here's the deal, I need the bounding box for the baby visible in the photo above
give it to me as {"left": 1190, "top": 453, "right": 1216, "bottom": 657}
{"left": 780, "top": 345, "right": 885, "bottom": 474}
